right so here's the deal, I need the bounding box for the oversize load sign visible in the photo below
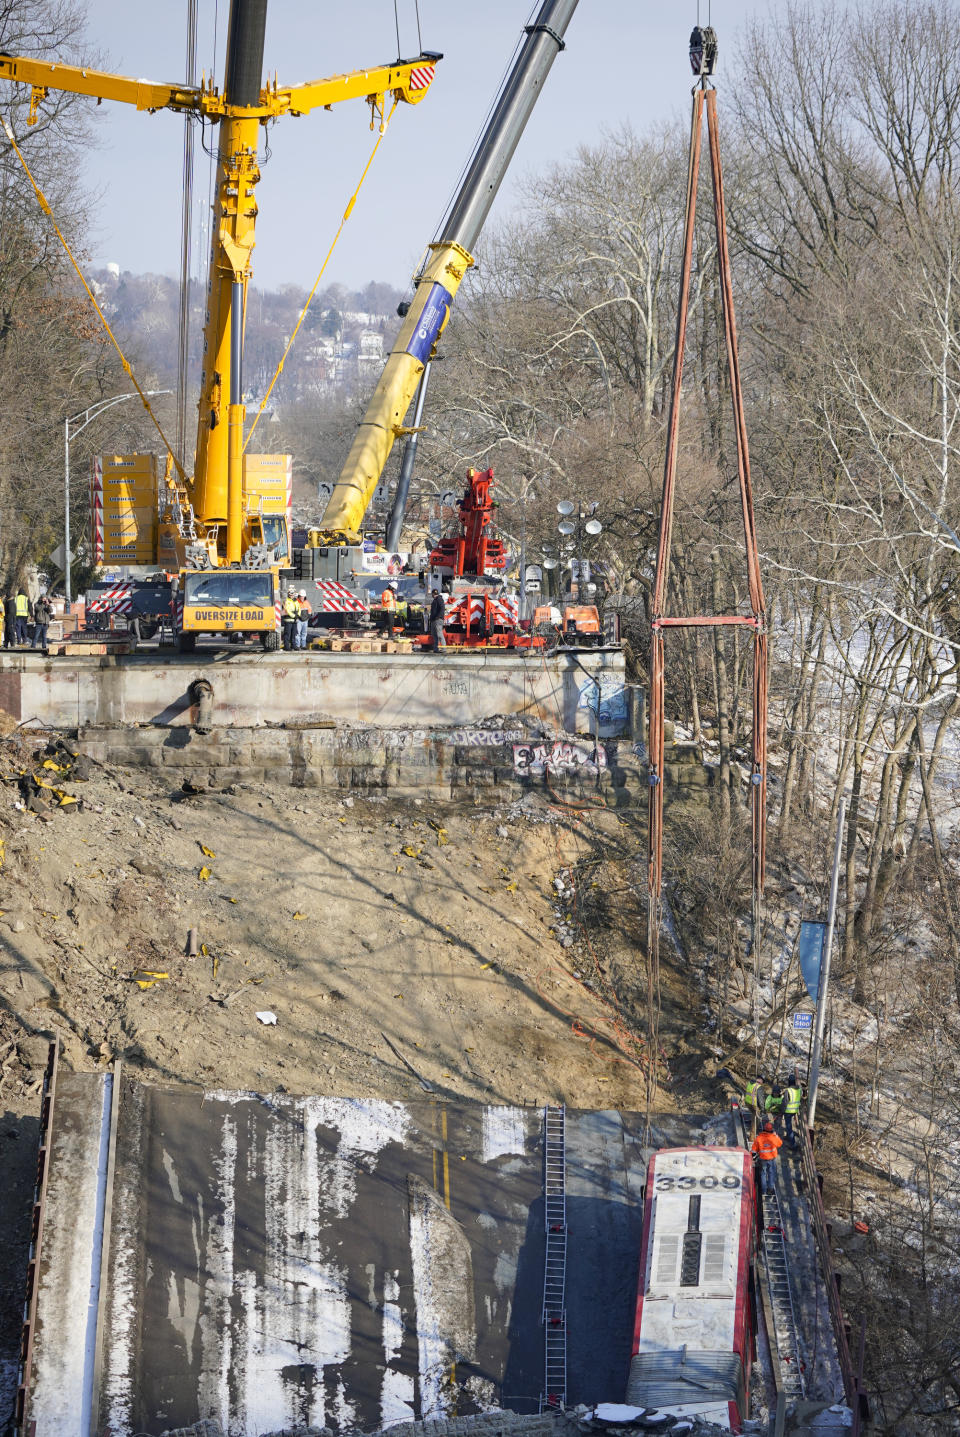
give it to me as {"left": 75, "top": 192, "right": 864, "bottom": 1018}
{"left": 189, "top": 609, "right": 265, "bottom": 622}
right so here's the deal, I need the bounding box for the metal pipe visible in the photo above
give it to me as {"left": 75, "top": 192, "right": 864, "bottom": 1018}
{"left": 437, "top": 0, "right": 579, "bottom": 254}
{"left": 227, "top": 279, "right": 244, "bottom": 562}
{"left": 385, "top": 360, "right": 432, "bottom": 550}
{"left": 224, "top": 0, "right": 267, "bottom": 107}
{"left": 63, "top": 418, "right": 71, "bottom": 608}
{"left": 176, "top": 0, "right": 199, "bottom": 470}
{"left": 230, "top": 279, "right": 243, "bottom": 401}
{"left": 808, "top": 798, "right": 845, "bottom": 1129}
{"left": 192, "top": 0, "right": 266, "bottom": 524}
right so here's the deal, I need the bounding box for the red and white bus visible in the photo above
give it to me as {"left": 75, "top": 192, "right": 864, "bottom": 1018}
{"left": 628, "top": 1146, "right": 756, "bottom": 1432}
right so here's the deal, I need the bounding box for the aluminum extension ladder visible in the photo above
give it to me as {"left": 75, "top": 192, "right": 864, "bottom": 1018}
{"left": 540, "top": 1105, "right": 567, "bottom": 1412}
{"left": 760, "top": 1186, "right": 806, "bottom": 1399}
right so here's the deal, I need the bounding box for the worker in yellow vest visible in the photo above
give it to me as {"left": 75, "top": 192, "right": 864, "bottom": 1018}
{"left": 281, "top": 590, "right": 300, "bottom": 651}
{"left": 743, "top": 1079, "right": 765, "bottom": 1117}
{"left": 782, "top": 1079, "right": 803, "bottom": 1150}
{"left": 14, "top": 590, "right": 30, "bottom": 647}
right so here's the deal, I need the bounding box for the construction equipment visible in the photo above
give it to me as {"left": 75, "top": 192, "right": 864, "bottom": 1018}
{"left": 561, "top": 605, "right": 602, "bottom": 645}
{"left": 428, "top": 468, "right": 505, "bottom": 578}
{"left": 532, "top": 603, "right": 604, "bottom": 647}
{"left": 424, "top": 467, "right": 541, "bottom": 649}
{"left": 309, "top": 0, "right": 580, "bottom": 575}
{"left": 0, "top": 0, "right": 441, "bottom": 651}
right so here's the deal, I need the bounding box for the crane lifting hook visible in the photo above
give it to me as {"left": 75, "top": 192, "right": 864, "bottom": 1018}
{"left": 689, "top": 25, "right": 718, "bottom": 78}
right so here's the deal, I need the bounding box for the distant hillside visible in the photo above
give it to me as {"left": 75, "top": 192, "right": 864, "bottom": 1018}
{"left": 91, "top": 269, "right": 405, "bottom": 404}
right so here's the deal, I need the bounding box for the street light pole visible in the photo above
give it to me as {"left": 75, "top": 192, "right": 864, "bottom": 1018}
{"left": 63, "top": 389, "right": 172, "bottom": 606}
{"left": 64, "top": 419, "right": 71, "bottom": 607}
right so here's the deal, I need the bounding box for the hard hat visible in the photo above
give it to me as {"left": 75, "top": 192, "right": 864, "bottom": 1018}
{"left": 297, "top": 589, "right": 306, "bottom": 598}
{"left": 763, "top": 1119, "right": 774, "bottom": 1131}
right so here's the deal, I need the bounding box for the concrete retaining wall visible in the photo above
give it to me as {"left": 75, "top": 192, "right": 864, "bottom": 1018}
{"left": 0, "top": 649, "right": 631, "bottom": 736}
{"left": 77, "top": 724, "right": 645, "bottom": 803}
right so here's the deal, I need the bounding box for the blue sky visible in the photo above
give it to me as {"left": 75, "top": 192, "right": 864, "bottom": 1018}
{"left": 70, "top": 0, "right": 778, "bottom": 291}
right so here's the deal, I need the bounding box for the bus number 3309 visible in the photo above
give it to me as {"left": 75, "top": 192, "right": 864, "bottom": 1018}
{"left": 655, "top": 1174, "right": 741, "bottom": 1191}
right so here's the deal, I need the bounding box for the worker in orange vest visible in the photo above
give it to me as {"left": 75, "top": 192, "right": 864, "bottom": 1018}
{"left": 380, "top": 584, "right": 398, "bottom": 635}
{"left": 751, "top": 1119, "right": 783, "bottom": 1195}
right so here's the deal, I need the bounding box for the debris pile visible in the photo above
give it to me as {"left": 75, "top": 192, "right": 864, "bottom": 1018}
{"left": 1, "top": 732, "right": 93, "bottom": 816}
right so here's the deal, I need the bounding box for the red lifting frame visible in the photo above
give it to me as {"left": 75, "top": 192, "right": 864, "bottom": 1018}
{"left": 647, "top": 83, "right": 768, "bottom": 965}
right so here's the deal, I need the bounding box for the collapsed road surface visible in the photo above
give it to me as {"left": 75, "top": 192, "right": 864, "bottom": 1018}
{"left": 21, "top": 1064, "right": 735, "bottom": 1437}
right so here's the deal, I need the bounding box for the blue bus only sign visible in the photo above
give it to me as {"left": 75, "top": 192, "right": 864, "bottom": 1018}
{"left": 793, "top": 1012, "right": 814, "bottom": 1031}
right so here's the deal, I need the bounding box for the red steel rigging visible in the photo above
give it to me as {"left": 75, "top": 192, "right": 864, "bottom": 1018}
{"left": 647, "top": 25, "right": 768, "bottom": 974}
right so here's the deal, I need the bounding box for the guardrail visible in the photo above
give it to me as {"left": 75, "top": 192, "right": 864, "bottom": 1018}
{"left": 797, "top": 1123, "right": 868, "bottom": 1434}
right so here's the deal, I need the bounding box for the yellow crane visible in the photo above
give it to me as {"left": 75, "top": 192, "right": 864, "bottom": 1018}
{"left": 310, "top": 0, "right": 578, "bottom": 579}
{"left": 0, "top": 0, "right": 440, "bottom": 650}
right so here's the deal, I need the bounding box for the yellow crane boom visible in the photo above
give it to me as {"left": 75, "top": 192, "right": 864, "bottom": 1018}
{"left": 318, "top": 0, "right": 579, "bottom": 547}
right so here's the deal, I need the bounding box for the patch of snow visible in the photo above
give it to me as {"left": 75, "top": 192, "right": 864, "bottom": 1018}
{"left": 481, "top": 1105, "right": 527, "bottom": 1162}
{"left": 161, "top": 1148, "right": 183, "bottom": 1204}
{"left": 592, "top": 1403, "right": 646, "bottom": 1421}
{"left": 194, "top": 1093, "right": 410, "bottom": 1434}
{"left": 380, "top": 1368, "right": 416, "bottom": 1426}
{"left": 104, "top": 1087, "right": 142, "bottom": 1437}
{"left": 197, "top": 1111, "right": 236, "bottom": 1423}
{"left": 32, "top": 1073, "right": 111, "bottom": 1437}
{"left": 463, "top": 1375, "right": 500, "bottom": 1409}
{"left": 382, "top": 1270, "right": 403, "bottom": 1362}
{"left": 309, "top": 1097, "right": 411, "bottom": 1219}
{"left": 493, "top": 1250, "right": 517, "bottom": 1291}
{"left": 409, "top": 1199, "right": 449, "bottom": 1418}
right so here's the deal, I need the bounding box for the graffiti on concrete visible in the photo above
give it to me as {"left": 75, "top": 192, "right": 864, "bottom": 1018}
{"left": 513, "top": 741, "right": 607, "bottom": 777}
{"left": 448, "top": 729, "right": 525, "bottom": 746}
{"left": 577, "top": 675, "right": 628, "bottom": 729}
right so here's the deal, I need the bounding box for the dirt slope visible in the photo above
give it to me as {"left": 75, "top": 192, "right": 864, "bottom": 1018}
{"left": 0, "top": 731, "right": 661, "bottom": 1110}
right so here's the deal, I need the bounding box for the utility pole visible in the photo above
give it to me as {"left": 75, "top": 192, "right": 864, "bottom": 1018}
{"left": 808, "top": 797, "right": 846, "bottom": 1129}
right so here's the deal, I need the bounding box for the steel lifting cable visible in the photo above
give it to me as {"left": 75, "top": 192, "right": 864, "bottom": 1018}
{"left": 646, "top": 59, "right": 768, "bottom": 1084}
{"left": 243, "top": 97, "right": 400, "bottom": 452}
{"left": 2, "top": 120, "right": 187, "bottom": 483}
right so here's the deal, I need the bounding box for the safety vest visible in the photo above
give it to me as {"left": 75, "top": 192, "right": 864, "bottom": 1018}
{"left": 283, "top": 595, "right": 299, "bottom": 619}
{"left": 15, "top": 594, "right": 28, "bottom": 617}
{"left": 744, "top": 1080, "right": 763, "bottom": 1108}
{"left": 752, "top": 1131, "right": 782, "bottom": 1161}
{"left": 381, "top": 589, "right": 397, "bottom": 611}
{"left": 765, "top": 1093, "right": 783, "bottom": 1114}
{"left": 783, "top": 1086, "right": 803, "bottom": 1114}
